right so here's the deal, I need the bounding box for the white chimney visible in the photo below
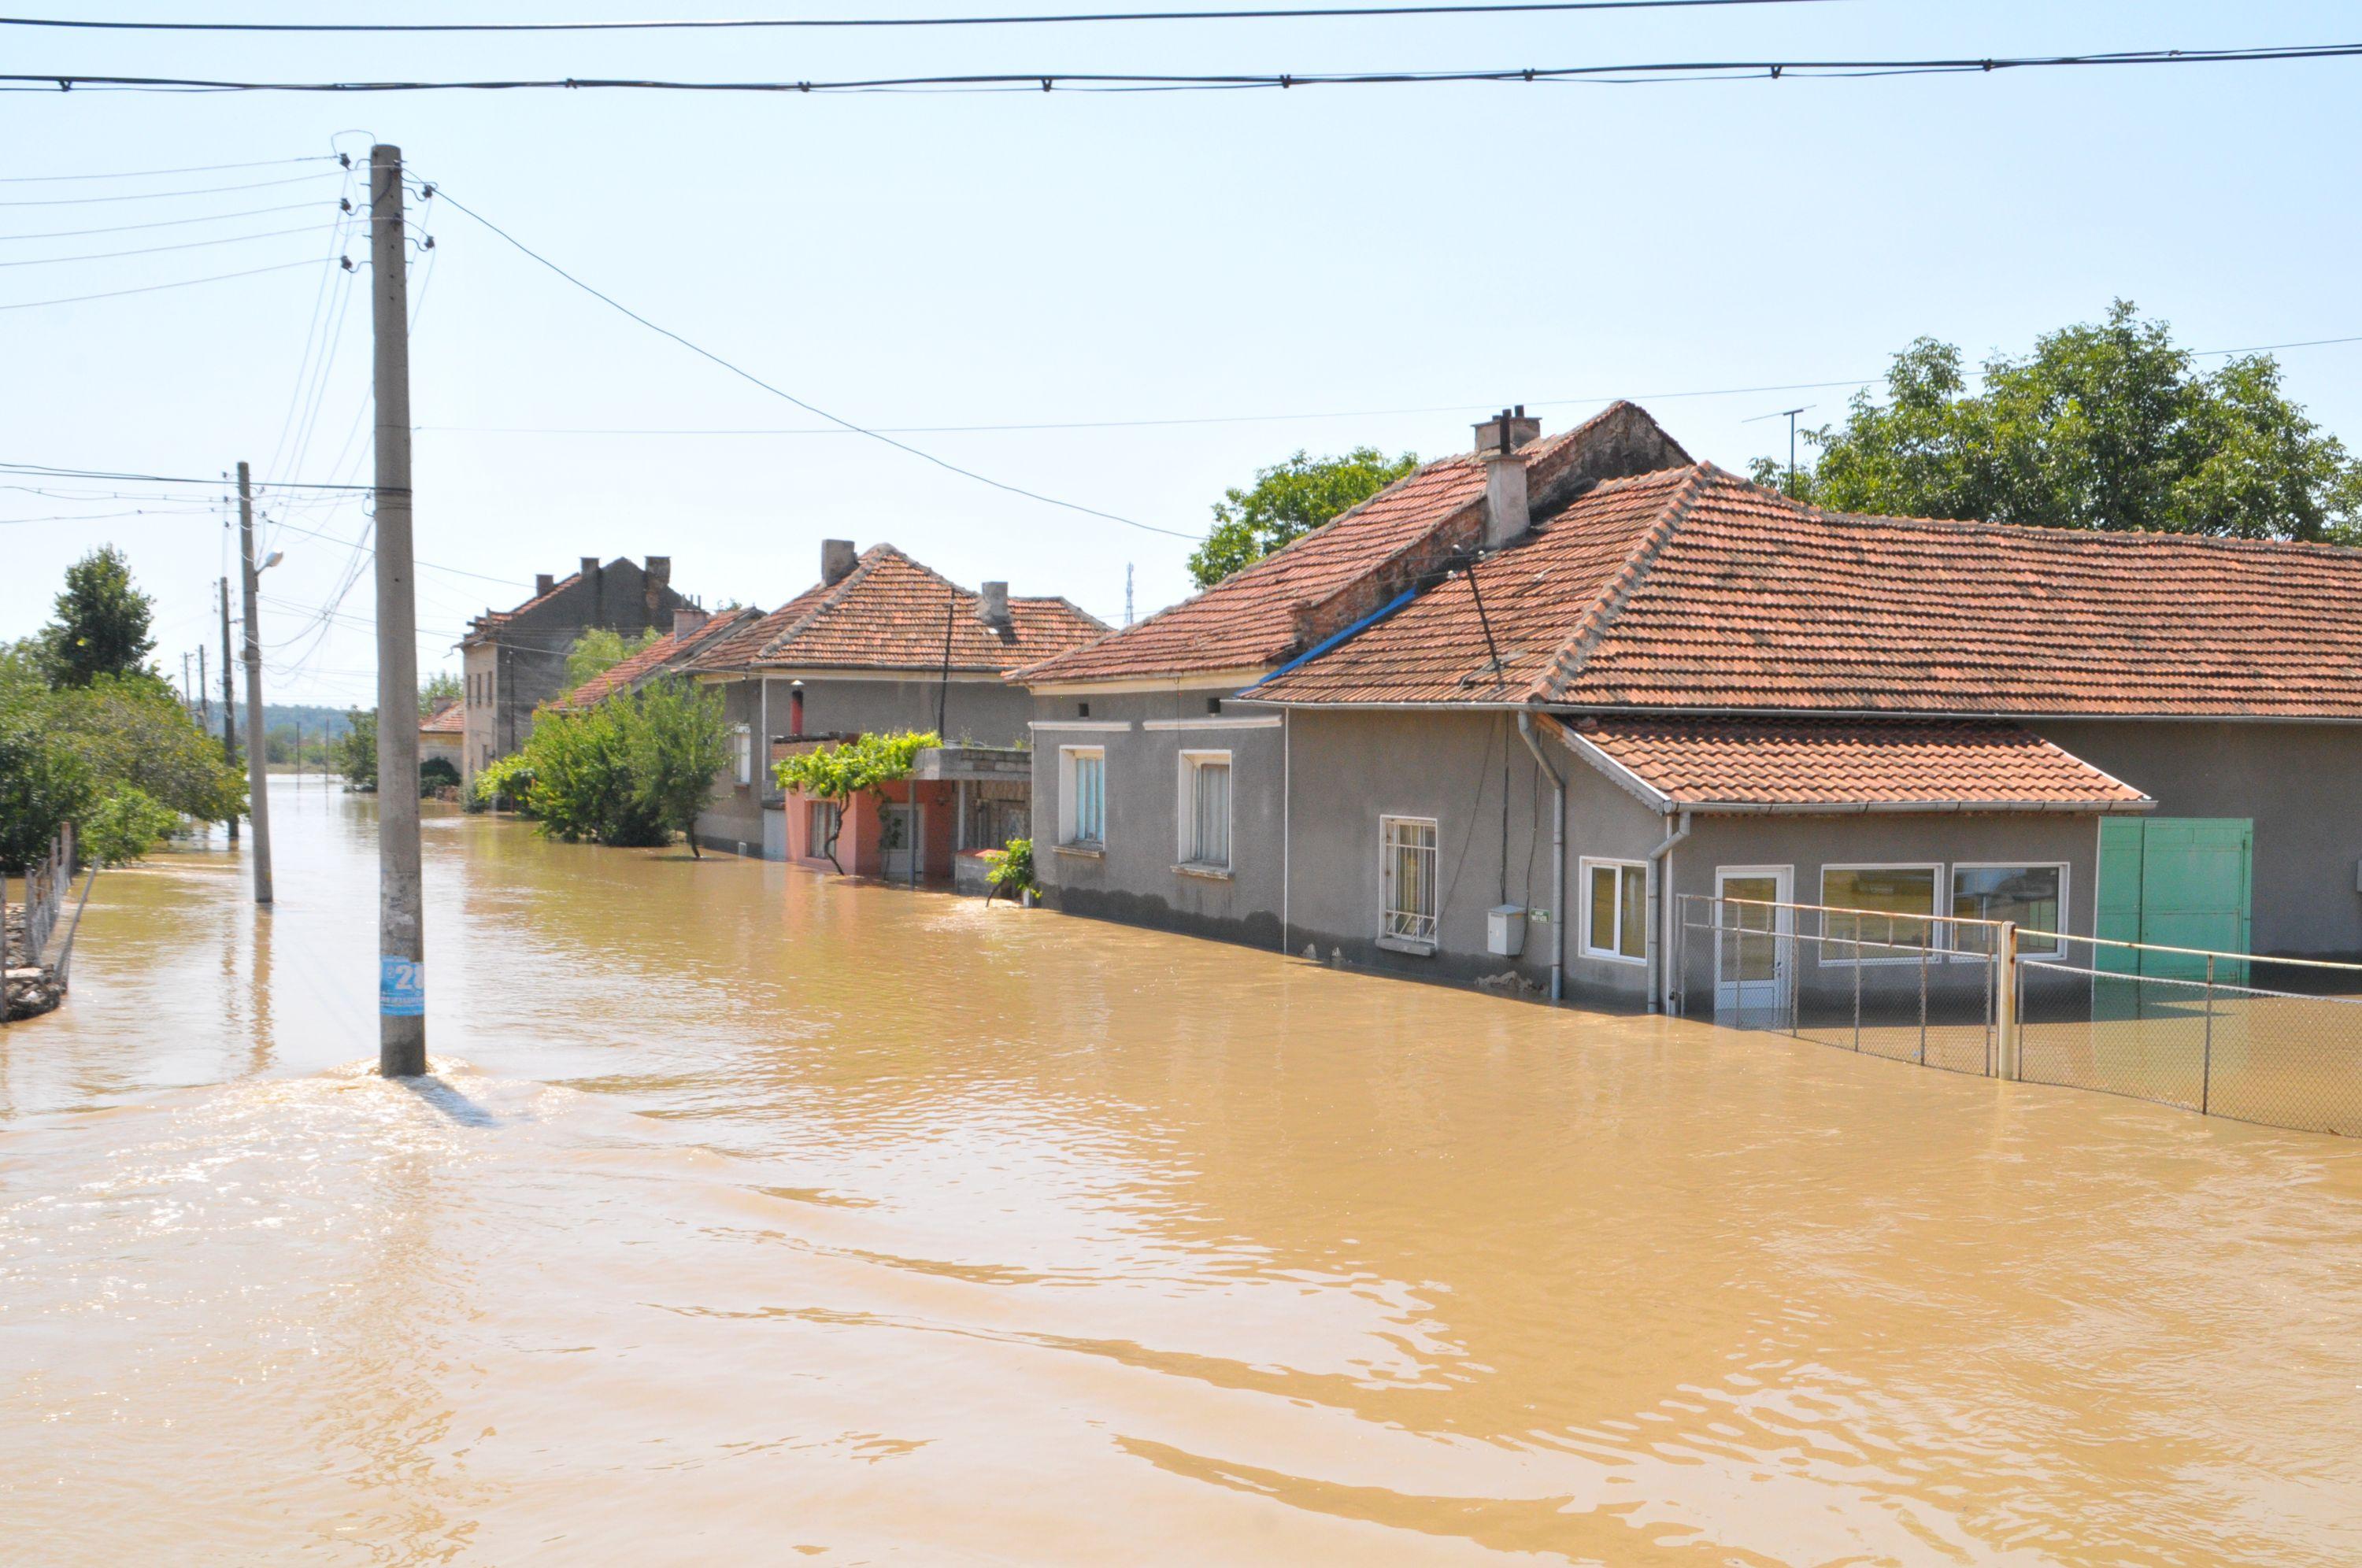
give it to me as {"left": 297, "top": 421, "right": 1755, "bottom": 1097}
{"left": 978, "top": 581, "right": 1010, "bottom": 630}
{"left": 820, "top": 538, "right": 857, "bottom": 586}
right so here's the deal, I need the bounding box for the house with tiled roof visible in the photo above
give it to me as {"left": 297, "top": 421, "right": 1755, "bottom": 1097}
{"left": 686, "top": 538, "right": 1105, "bottom": 871}
{"left": 418, "top": 697, "right": 465, "bottom": 776}
{"left": 1020, "top": 401, "right": 2362, "bottom": 1013}
{"left": 549, "top": 604, "right": 765, "bottom": 712}
{"left": 458, "top": 555, "right": 694, "bottom": 792}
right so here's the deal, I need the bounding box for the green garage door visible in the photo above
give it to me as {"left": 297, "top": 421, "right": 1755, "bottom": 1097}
{"left": 2096, "top": 818, "right": 2252, "bottom": 979}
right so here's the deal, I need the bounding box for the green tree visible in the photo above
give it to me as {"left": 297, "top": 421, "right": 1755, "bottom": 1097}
{"left": 337, "top": 708, "right": 379, "bottom": 791}
{"left": 513, "top": 701, "right": 665, "bottom": 846}
{"left": 564, "top": 626, "right": 662, "bottom": 690}
{"left": 1778, "top": 301, "right": 2362, "bottom": 540}
{"left": 0, "top": 709, "right": 94, "bottom": 872}
{"left": 40, "top": 545, "right": 157, "bottom": 687}
{"left": 624, "top": 678, "right": 732, "bottom": 857}
{"left": 773, "top": 730, "right": 939, "bottom": 872}
{"left": 1188, "top": 447, "right": 1421, "bottom": 588}
{"left": 47, "top": 673, "right": 245, "bottom": 827}
{"left": 80, "top": 786, "right": 182, "bottom": 867}
{"left": 419, "top": 669, "right": 463, "bottom": 716}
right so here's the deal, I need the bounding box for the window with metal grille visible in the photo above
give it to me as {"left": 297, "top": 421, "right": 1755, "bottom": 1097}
{"left": 1380, "top": 815, "right": 1438, "bottom": 946}
{"left": 1179, "top": 751, "right": 1231, "bottom": 869}
{"left": 732, "top": 724, "right": 753, "bottom": 786}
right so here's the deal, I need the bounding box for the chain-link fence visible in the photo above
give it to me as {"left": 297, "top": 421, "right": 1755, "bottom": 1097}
{"left": 2018, "top": 937, "right": 2362, "bottom": 1137}
{"left": 1673, "top": 895, "right": 2001, "bottom": 1077}
{"left": 1673, "top": 895, "right": 2362, "bottom": 1137}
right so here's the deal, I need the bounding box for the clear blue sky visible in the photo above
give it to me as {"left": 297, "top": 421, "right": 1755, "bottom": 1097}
{"left": 6, "top": 1, "right": 2360, "bottom": 706}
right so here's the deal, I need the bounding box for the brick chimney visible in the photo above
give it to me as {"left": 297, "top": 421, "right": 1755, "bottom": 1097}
{"left": 535, "top": 572, "right": 555, "bottom": 597}
{"left": 672, "top": 605, "right": 710, "bottom": 639}
{"left": 820, "top": 538, "right": 857, "bottom": 587}
{"left": 579, "top": 556, "right": 601, "bottom": 581}
{"left": 643, "top": 556, "right": 672, "bottom": 614}
{"left": 977, "top": 581, "right": 1010, "bottom": 631}
{"left": 1477, "top": 405, "right": 1535, "bottom": 550}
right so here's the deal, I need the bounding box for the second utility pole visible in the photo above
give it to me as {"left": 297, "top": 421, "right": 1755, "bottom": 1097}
{"left": 237, "top": 461, "right": 273, "bottom": 904}
{"left": 219, "top": 575, "right": 238, "bottom": 843}
{"left": 372, "top": 142, "right": 428, "bottom": 1077}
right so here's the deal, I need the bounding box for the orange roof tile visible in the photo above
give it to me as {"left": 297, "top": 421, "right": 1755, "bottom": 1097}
{"left": 687, "top": 545, "right": 1105, "bottom": 677}
{"left": 1560, "top": 715, "right": 2153, "bottom": 811}
{"left": 1252, "top": 463, "right": 2362, "bottom": 719}
{"left": 553, "top": 606, "right": 763, "bottom": 710}
{"left": 419, "top": 697, "right": 465, "bottom": 735}
{"left": 1013, "top": 401, "right": 1692, "bottom": 685}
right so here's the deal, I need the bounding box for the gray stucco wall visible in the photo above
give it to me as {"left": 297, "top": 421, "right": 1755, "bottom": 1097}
{"left": 1031, "top": 687, "right": 1290, "bottom": 951}
{"left": 1035, "top": 694, "right": 2121, "bottom": 1011}
{"left": 2032, "top": 719, "right": 2362, "bottom": 960}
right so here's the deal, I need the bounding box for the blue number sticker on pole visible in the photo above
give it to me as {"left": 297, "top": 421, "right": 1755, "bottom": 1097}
{"left": 380, "top": 956, "right": 426, "bottom": 1018}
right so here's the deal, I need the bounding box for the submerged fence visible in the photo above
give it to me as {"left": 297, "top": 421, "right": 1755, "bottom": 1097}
{"left": 1674, "top": 894, "right": 2362, "bottom": 1138}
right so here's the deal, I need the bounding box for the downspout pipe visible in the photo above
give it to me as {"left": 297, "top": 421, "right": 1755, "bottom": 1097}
{"left": 1646, "top": 808, "right": 1694, "bottom": 1014}
{"left": 1515, "top": 712, "right": 1564, "bottom": 1002}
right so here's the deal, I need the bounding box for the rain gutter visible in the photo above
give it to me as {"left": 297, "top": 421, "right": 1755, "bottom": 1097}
{"left": 1514, "top": 712, "right": 1564, "bottom": 1002}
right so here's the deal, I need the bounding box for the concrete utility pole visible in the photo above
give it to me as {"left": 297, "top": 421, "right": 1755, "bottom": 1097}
{"left": 371, "top": 142, "right": 427, "bottom": 1076}
{"left": 219, "top": 576, "right": 239, "bottom": 843}
{"left": 237, "top": 462, "right": 273, "bottom": 905}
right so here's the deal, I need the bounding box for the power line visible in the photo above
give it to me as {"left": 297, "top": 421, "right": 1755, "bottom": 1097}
{"left": 0, "top": 221, "right": 339, "bottom": 268}
{"left": 0, "top": 200, "right": 334, "bottom": 242}
{"left": 0, "top": 1, "right": 1831, "bottom": 33}
{"left": 428, "top": 182, "right": 1198, "bottom": 539}
{"left": 9, "top": 43, "right": 2362, "bottom": 94}
{"left": 0, "top": 169, "right": 342, "bottom": 205}
{"left": 0, "top": 257, "right": 325, "bottom": 311}
{"left": 0, "top": 460, "right": 385, "bottom": 491}
{"left": 0, "top": 153, "right": 335, "bottom": 182}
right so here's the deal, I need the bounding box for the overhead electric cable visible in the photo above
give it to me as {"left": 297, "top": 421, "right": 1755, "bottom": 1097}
{"left": 428, "top": 183, "right": 1196, "bottom": 539}
{"left": 0, "top": 460, "right": 385, "bottom": 490}
{"left": 9, "top": 43, "right": 2362, "bottom": 94}
{"left": 0, "top": 169, "right": 342, "bottom": 204}
{"left": 0, "top": 153, "right": 335, "bottom": 181}
{"left": 0, "top": 222, "right": 337, "bottom": 268}
{"left": 0, "top": 201, "right": 331, "bottom": 242}
{"left": 0, "top": 1, "right": 1831, "bottom": 32}
{"left": 0, "top": 257, "right": 323, "bottom": 310}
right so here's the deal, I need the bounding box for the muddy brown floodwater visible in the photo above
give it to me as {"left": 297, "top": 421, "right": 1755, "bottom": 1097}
{"left": 6, "top": 782, "right": 2362, "bottom": 1564}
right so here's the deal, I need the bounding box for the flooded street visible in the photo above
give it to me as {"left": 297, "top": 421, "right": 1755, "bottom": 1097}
{"left": 6, "top": 782, "right": 2362, "bottom": 1565}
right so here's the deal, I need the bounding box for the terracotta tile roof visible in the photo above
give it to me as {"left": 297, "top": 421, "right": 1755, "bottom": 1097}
{"left": 419, "top": 698, "right": 465, "bottom": 735}
{"left": 553, "top": 607, "right": 763, "bottom": 710}
{"left": 1013, "top": 401, "right": 1692, "bottom": 685}
{"left": 1560, "top": 715, "right": 2153, "bottom": 811}
{"left": 687, "top": 545, "right": 1105, "bottom": 677}
{"left": 1253, "top": 462, "right": 2362, "bottom": 719}
{"left": 461, "top": 568, "right": 585, "bottom": 648}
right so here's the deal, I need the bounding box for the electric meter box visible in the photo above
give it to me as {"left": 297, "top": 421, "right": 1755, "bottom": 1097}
{"left": 1487, "top": 904, "right": 1527, "bottom": 957}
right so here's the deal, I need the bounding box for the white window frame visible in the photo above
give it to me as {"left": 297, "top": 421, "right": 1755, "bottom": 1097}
{"left": 1949, "top": 862, "right": 2068, "bottom": 960}
{"left": 1578, "top": 856, "right": 1650, "bottom": 965}
{"left": 1059, "top": 745, "right": 1106, "bottom": 849}
{"left": 1818, "top": 862, "right": 1943, "bottom": 967}
{"left": 1175, "top": 749, "right": 1233, "bottom": 871}
{"left": 731, "top": 723, "right": 753, "bottom": 786}
{"left": 1378, "top": 814, "right": 1440, "bottom": 952}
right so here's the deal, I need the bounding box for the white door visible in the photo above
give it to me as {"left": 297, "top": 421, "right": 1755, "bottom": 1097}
{"left": 1714, "top": 866, "right": 1792, "bottom": 1023}
{"left": 881, "top": 804, "right": 920, "bottom": 881}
